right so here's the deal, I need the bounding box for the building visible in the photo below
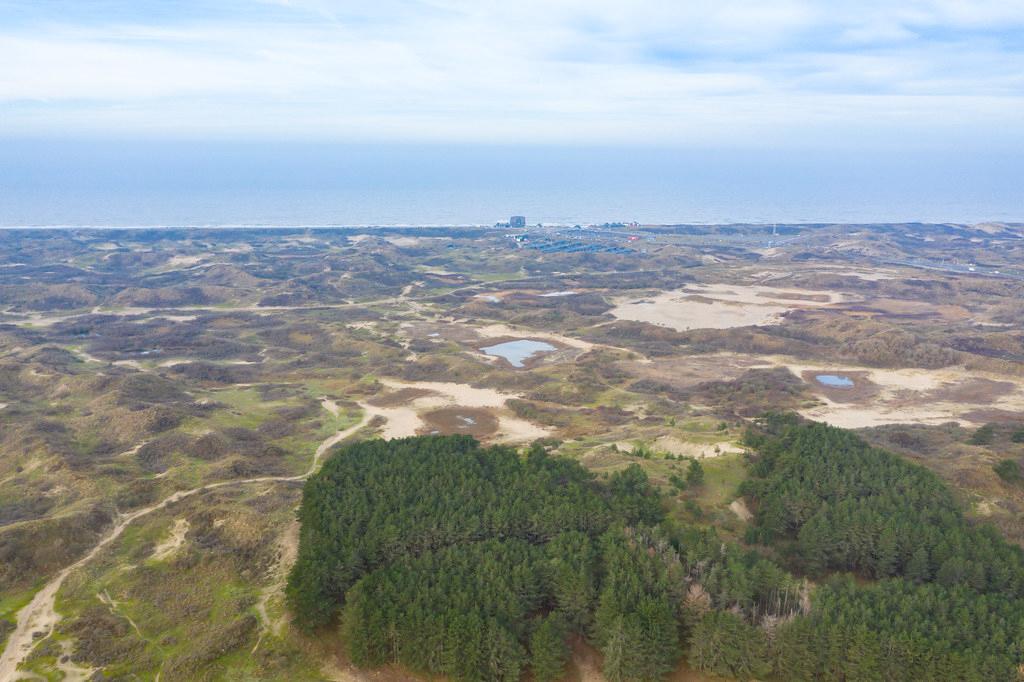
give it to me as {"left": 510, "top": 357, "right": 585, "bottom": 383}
{"left": 509, "top": 215, "right": 526, "bottom": 228}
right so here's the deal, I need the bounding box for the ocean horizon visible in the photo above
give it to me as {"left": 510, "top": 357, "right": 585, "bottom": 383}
{"left": 2, "top": 141, "right": 1021, "bottom": 227}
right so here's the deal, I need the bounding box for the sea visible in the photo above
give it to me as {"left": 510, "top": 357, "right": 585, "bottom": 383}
{"left": 1, "top": 140, "right": 1020, "bottom": 227}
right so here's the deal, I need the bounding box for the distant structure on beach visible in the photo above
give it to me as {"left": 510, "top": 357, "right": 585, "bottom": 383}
{"left": 495, "top": 215, "right": 527, "bottom": 228}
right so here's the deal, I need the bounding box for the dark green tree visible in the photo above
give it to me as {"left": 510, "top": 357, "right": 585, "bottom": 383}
{"left": 686, "top": 459, "right": 705, "bottom": 487}
{"left": 993, "top": 459, "right": 1022, "bottom": 483}
{"left": 530, "top": 615, "right": 569, "bottom": 682}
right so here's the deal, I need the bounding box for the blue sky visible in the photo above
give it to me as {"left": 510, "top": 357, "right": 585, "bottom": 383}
{"left": 1, "top": 0, "right": 1023, "bottom": 148}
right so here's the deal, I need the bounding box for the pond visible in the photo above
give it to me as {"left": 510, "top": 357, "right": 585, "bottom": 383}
{"left": 816, "top": 374, "right": 854, "bottom": 388}
{"left": 480, "top": 339, "right": 557, "bottom": 367}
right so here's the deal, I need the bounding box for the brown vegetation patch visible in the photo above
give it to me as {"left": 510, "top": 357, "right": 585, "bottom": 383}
{"left": 419, "top": 407, "right": 500, "bottom": 438}
{"left": 684, "top": 368, "right": 808, "bottom": 418}
{"left": 854, "top": 297, "right": 971, "bottom": 322}
{"left": 0, "top": 507, "right": 113, "bottom": 593}
{"left": 619, "top": 354, "right": 766, "bottom": 396}
{"left": 366, "top": 387, "right": 435, "bottom": 407}
{"left": 927, "top": 378, "right": 1016, "bottom": 404}
{"left": 758, "top": 291, "right": 832, "bottom": 303}
{"left": 962, "top": 408, "right": 1024, "bottom": 424}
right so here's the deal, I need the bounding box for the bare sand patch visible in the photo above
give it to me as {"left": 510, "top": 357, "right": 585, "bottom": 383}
{"left": 611, "top": 292, "right": 786, "bottom": 330}
{"left": 652, "top": 436, "right": 744, "bottom": 459}
{"left": 252, "top": 517, "right": 300, "bottom": 653}
{"left": 151, "top": 518, "right": 189, "bottom": 561}
{"left": 610, "top": 283, "right": 855, "bottom": 331}
{"left": 384, "top": 236, "right": 423, "bottom": 247}
{"left": 55, "top": 638, "right": 95, "bottom": 681}
{"left": 774, "top": 358, "right": 1024, "bottom": 428}
{"left": 798, "top": 401, "right": 966, "bottom": 429}
{"left": 362, "top": 379, "right": 550, "bottom": 443}
{"left": 729, "top": 499, "right": 753, "bottom": 522}
{"left": 360, "top": 402, "right": 423, "bottom": 439}
{"left": 476, "top": 323, "right": 596, "bottom": 351}
{"left": 164, "top": 255, "right": 203, "bottom": 269}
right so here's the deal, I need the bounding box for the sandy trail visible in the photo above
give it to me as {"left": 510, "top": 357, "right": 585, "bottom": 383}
{"left": 251, "top": 518, "right": 300, "bottom": 655}
{"left": 320, "top": 396, "right": 341, "bottom": 417}
{"left": 1, "top": 337, "right": 553, "bottom": 677}
{"left": 0, "top": 407, "right": 371, "bottom": 680}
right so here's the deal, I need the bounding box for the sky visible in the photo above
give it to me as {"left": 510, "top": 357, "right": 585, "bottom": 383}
{"left": 2, "top": 0, "right": 1023, "bottom": 148}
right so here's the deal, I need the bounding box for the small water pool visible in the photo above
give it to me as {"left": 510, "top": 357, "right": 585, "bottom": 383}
{"left": 816, "top": 374, "right": 854, "bottom": 388}
{"left": 480, "top": 339, "right": 557, "bottom": 367}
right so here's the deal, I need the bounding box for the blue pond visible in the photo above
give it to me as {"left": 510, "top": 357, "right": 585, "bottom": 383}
{"left": 480, "top": 339, "right": 557, "bottom": 368}
{"left": 816, "top": 374, "right": 854, "bottom": 388}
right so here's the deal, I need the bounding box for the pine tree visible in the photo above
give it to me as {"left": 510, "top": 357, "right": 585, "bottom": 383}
{"left": 530, "top": 615, "right": 569, "bottom": 682}
{"left": 600, "top": 616, "right": 631, "bottom": 682}
{"left": 874, "top": 526, "right": 899, "bottom": 578}
{"left": 686, "top": 459, "right": 705, "bottom": 487}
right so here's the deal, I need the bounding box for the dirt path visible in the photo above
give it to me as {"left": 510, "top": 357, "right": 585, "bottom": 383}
{"left": 320, "top": 396, "right": 341, "bottom": 418}
{"left": 1, "top": 348, "right": 554, "bottom": 678}
{"left": 97, "top": 590, "right": 145, "bottom": 641}
{"left": 0, "top": 408, "right": 371, "bottom": 680}
{"left": 251, "top": 518, "right": 300, "bottom": 654}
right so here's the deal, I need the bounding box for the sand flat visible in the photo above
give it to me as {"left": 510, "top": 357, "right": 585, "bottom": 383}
{"left": 609, "top": 283, "right": 855, "bottom": 331}
{"left": 776, "top": 358, "right": 1024, "bottom": 427}
{"left": 363, "top": 378, "right": 550, "bottom": 443}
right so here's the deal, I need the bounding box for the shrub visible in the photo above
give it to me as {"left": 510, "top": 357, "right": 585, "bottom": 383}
{"left": 993, "top": 459, "right": 1022, "bottom": 484}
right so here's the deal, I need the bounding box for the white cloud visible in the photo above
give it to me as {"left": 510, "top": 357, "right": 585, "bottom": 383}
{"left": 0, "top": 0, "right": 1021, "bottom": 143}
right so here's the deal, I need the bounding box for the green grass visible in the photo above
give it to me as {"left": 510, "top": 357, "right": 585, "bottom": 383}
{"left": 693, "top": 453, "right": 747, "bottom": 510}
{"left": 0, "top": 584, "right": 41, "bottom": 650}
{"left": 471, "top": 271, "right": 523, "bottom": 283}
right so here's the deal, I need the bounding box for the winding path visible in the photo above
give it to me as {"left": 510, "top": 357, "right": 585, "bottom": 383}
{"left": 0, "top": 404, "right": 371, "bottom": 681}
